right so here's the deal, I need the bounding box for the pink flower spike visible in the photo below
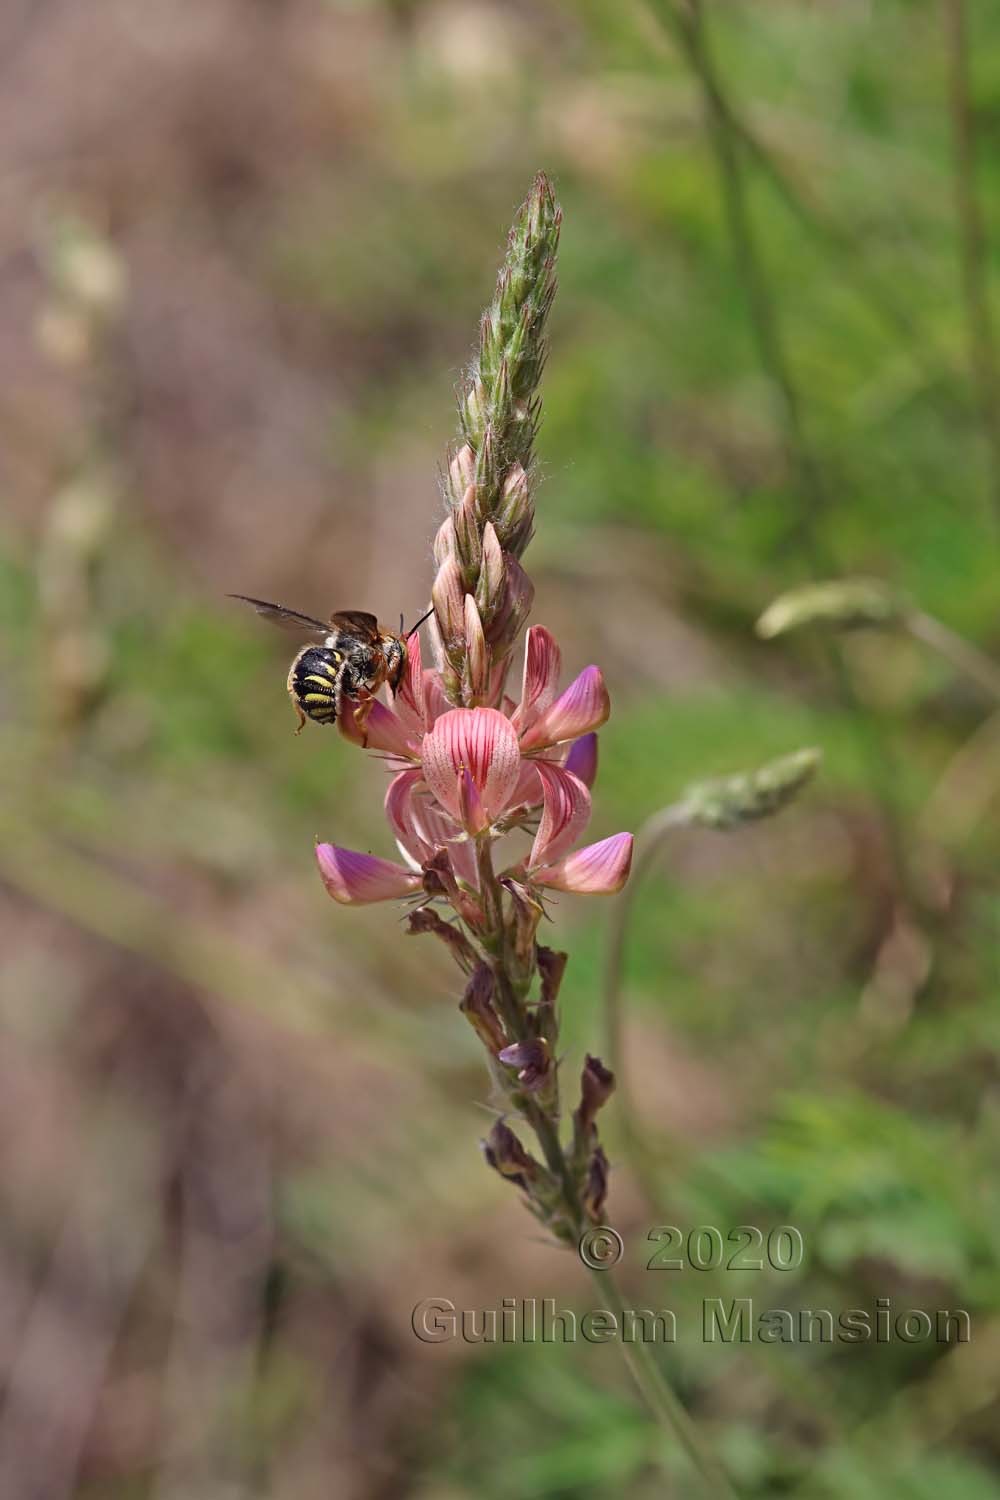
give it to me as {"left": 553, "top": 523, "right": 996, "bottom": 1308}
{"left": 519, "top": 666, "right": 610, "bottom": 751}
{"left": 422, "top": 707, "right": 521, "bottom": 824}
{"left": 534, "top": 832, "right": 634, "bottom": 895}
{"left": 529, "top": 763, "right": 592, "bottom": 870}
{"left": 316, "top": 843, "right": 423, "bottom": 905}
{"left": 565, "top": 732, "right": 599, "bottom": 789}
{"left": 512, "top": 625, "right": 561, "bottom": 733}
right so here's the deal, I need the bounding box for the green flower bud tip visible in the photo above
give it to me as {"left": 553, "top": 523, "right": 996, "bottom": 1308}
{"left": 685, "top": 747, "right": 822, "bottom": 831}
{"left": 756, "top": 579, "right": 903, "bottom": 639}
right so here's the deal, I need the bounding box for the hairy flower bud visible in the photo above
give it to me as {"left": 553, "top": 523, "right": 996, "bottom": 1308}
{"left": 448, "top": 443, "right": 476, "bottom": 505}
{"left": 432, "top": 555, "right": 465, "bottom": 653}
{"left": 433, "top": 515, "right": 459, "bottom": 569}
{"left": 463, "top": 593, "right": 489, "bottom": 702}
{"left": 475, "top": 521, "right": 506, "bottom": 625}
{"left": 454, "top": 486, "right": 483, "bottom": 586}
{"left": 495, "top": 462, "right": 534, "bottom": 557}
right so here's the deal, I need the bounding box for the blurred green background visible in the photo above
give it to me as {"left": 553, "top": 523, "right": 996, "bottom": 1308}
{"left": 3, "top": 0, "right": 1000, "bottom": 1495}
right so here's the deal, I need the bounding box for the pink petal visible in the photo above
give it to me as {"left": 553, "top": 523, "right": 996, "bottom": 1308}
{"left": 529, "top": 763, "right": 592, "bottom": 870}
{"left": 510, "top": 758, "right": 542, "bottom": 810}
{"left": 565, "top": 733, "right": 599, "bottom": 789}
{"left": 519, "top": 666, "right": 610, "bottom": 751}
{"left": 316, "top": 843, "right": 422, "bottom": 904}
{"left": 422, "top": 707, "right": 521, "bottom": 824}
{"left": 511, "top": 625, "right": 561, "bottom": 733}
{"left": 534, "top": 832, "right": 633, "bottom": 895}
{"left": 422, "top": 670, "right": 450, "bottom": 730}
{"left": 385, "top": 769, "right": 477, "bottom": 885}
{"left": 385, "top": 769, "right": 431, "bottom": 864}
{"left": 338, "top": 698, "right": 419, "bottom": 758}
{"left": 390, "top": 629, "right": 426, "bottom": 734}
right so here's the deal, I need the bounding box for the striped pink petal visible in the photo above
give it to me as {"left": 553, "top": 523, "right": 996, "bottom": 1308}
{"left": 511, "top": 625, "right": 562, "bottom": 733}
{"left": 316, "top": 843, "right": 422, "bottom": 904}
{"left": 564, "top": 732, "right": 599, "bottom": 789}
{"left": 519, "top": 666, "right": 610, "bottom": 752}
{"left": 529, "top": 763, "right": 592, "bottom": 870}
{"left": 534, "top": 832, "right": 633, "bottom": 895}
{"left": 422, "top": 707, "right": 521, "bottom": 827}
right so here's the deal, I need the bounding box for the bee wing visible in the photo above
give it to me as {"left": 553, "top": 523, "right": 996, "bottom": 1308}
{"left": 329, "top": 610, "right": 380, "bottom": 640}
{"left": 229, "top": 595, "right": 330, "bottom": 639}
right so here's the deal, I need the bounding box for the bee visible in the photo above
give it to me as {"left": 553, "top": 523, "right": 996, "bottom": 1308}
{"left": 231, "top": 595, "right": 431, "bottom": 737}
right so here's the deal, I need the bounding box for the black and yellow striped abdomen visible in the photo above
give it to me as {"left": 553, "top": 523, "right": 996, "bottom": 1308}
{"left": 288, "top": 645, "right": 343, "bottom": 725}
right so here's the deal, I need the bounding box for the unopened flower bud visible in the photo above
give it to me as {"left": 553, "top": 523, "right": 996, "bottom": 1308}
{"left": 495, "top": 462, "right": 534, "bottom": 557}
{"left": 475, "top": 521, "right": 506, "bottom": 623}
{"left": 684, "top": 747, "right": 822, "bottom": 831}
{"left": 432, "top": 555, "right": 465, "bottom": 649}
{"left": 756, "top": 578, "right": 902, "bottom": 639}
{"left": 448, "top": 443, "right": 476, "bottom": 505}
{"left": 486, "top": 554, "right": 534, "bottom": 654}
{"left": 454, "top": 486, "right": 482, "bottom": 584}
{"left": 463, "top": 594, "right": 489, "bottom": 702}
{"left": 433, "top": 515, "right": 459, "bottom": 569}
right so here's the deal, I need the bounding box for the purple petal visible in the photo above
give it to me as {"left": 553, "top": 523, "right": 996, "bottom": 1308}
{"left": 316, "top": 843, "right": 423, "bottom": 905}
{"left": 564, "top": 733, "right": 599, "bottom": 789}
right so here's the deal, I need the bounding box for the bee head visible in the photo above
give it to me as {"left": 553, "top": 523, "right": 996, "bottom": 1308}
{"left": 382, "top": 633, "right": 406, "bottom": 694}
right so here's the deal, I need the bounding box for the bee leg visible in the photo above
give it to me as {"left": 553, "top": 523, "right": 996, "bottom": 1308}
{"left": 291, "top": 700, "right": 307, "bottom": 735}
{"left": 352, "top": 694, "right": 374, "bottom": 749}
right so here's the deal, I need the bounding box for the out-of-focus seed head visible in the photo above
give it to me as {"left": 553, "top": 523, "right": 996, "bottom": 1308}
{"left": 684, "top": 747, "right": 822, "bottom": 831}
{"left": 757, "top": 578, "right": 903, "bottom": 639}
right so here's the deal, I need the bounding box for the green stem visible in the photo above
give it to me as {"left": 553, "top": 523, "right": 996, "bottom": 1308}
{"left": 905, "top": 608, "right": 1000, "bottom": 703}
{"left": 589, "top": 1266, "right": 740, "bottom": 1498}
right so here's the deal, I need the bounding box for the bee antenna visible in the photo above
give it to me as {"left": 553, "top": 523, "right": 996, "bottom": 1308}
{"left": 406, "top": 606, "right": 434, "bottom": 640}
